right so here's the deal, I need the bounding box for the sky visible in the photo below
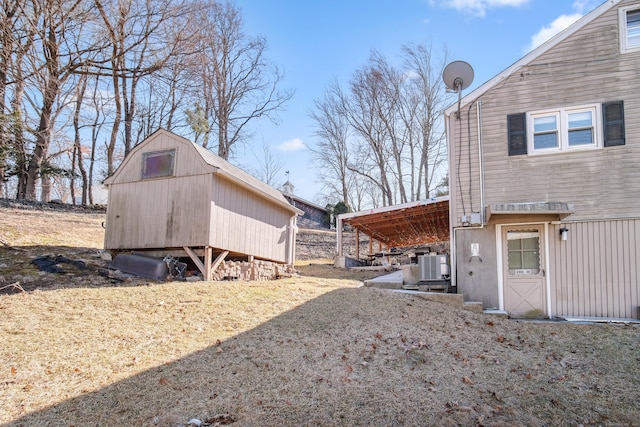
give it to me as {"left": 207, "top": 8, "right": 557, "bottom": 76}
{"left": 232, "top": 0, "right": 604, "bottom": 204}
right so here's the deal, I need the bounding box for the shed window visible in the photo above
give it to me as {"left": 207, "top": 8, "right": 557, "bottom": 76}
{"left": 620, "top": 5, "right": 640, "bottom": 52}
{"left": 142, "top": 149, "right": 175, "bottom": 179}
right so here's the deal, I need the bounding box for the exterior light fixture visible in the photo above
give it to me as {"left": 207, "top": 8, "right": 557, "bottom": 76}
{"left": 559, "top": 227, "right": 569, "bottom": 241}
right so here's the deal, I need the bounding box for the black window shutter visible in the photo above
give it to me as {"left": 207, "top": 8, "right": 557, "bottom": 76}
{"left": 507, "top": 113, "right": 527, "bottom": 156}
{"left": 603, "top": 101, "right": 625, "bottom": 147}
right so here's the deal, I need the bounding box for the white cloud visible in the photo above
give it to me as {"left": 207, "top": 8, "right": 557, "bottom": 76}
{"left": 437, "top": 0, "right": 529, "bottom": 17}
{"left": 277, "top": 138, "right": 305, "bottom": 152}
{"left": 526, "top": 13, "right": 582, "bottom": 52}
{"left": 571, "top": 0, "right": 601, "bottom": 14}
{"left": 524, "top": 0, "right": 601, "bottom": 53}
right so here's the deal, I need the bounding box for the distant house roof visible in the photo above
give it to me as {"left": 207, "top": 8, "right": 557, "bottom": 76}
{"left": 282, "top": 192, "right": 327, "bottom": 213}
{"left": 445, "top": 0, "right": 622, "bottom": 117}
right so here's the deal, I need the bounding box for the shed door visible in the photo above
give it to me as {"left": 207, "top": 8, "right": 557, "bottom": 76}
{"left": 503, "top": 225, "right": 547, "bottom": 317}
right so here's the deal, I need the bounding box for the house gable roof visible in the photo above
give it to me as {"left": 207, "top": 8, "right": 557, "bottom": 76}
{"left": 445, "top": 0, "right": 622, "bottom": 117}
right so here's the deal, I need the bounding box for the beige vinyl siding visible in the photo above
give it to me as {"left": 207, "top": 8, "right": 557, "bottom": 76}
{"left": 448, "top": 103, "right": 482, "bottom": 226}
{"left": 548, "top": 220, "right": 640, "bottom": 319}
{"left": 476, "top": 2, "right": 640, "bottom": 221}
{"left": 210, "top": 176, "right": 290, "bottom": 262}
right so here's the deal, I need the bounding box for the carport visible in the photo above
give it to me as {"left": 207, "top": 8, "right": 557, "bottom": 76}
{"left": 335, "top": 197, "right": 450, "bottom": 264}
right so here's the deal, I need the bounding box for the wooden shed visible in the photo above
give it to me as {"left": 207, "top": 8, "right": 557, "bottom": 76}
{"left": 103, "top": 129, "right": 303, "bottom": 280}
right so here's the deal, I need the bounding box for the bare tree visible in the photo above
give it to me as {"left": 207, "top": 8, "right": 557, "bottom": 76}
{"left": 20, "top": 0, "right": 102, "bottom": 200}
{"left": 252, "top": 141, "right": 284, "bottom": 187}
{"left": 93, "top": 0, "right": 193, "bottom": 175}
{"left": 308, "top": 78, "right": 351, "bottom": 204}
{"left": 0, "top": 0, "right": 21, "bottom": 188}
{"left": 71, "top": 72, "right": 89, "bottom": 204}
{"left": 401, "top": 42, "right": 448, "bottom": 199}
{"left": 345, "top": 58, "right": 394, "bottom": 207}
{"left": 187, "top": 1, "right": 293, "bottom": 159}
{"left": 309, "top": 42, "right": 449, "bottom": 209}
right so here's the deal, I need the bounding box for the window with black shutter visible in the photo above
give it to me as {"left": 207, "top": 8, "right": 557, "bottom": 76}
{"left": 602, "top": 101, "right": 625, "bottom": 147}
{"left": 507, "top": 113, "right": 527, "bottom": 156}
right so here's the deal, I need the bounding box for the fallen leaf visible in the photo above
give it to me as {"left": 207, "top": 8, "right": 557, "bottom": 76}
{"left": 462, "top": 376, "right": 474, "bottom": 385}
{"left": 10, "top": 367, "right": 17, "bottom": 375}
{"left": 159, "top": 377, "right": 168, "bottom": 385}
{"left": 497, "top": 335, "right": 505, "bottom": 343}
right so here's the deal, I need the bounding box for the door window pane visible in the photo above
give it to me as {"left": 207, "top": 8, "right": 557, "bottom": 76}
{"left": 507, "top": 231, "right": 540, "bottom": 274}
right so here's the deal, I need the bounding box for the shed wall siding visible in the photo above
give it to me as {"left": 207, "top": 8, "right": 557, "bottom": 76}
{"left": 210, "top": 176, "right": 291, "bottom": 263}
{"left": 548, "top": 220, "right": 640, "bottom": 319}
{"left": 105, "top": 174, "right": 212, "bottom": 249}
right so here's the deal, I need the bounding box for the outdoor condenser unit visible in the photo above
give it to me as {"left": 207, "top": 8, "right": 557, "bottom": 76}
{"left": 418, "top": 254, "right": 450, "bottom": 281}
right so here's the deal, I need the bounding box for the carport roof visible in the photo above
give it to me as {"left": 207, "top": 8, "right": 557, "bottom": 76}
{"left": 338, "top": 197, "right": 450, "bottom": 248}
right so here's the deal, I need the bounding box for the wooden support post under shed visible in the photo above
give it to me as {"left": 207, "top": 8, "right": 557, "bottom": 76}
{"left": 355, "top": 228, "right": 359, "bottom": 260}
{"left": 183, "top": 246, "right": 228, "bottom": 281}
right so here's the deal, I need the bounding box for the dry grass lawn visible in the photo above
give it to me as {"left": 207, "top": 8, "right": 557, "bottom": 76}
{"left": 0, "top": 203, "right": 639, "bottom": 426}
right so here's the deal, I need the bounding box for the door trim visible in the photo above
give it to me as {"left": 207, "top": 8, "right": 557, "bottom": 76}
{"left": 496, "top": 222, "right": 552, "bottom": 317}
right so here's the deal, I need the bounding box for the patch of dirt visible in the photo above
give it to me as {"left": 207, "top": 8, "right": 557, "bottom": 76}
{"left": 0, "top": 201, "right": 639, "bottom": 426}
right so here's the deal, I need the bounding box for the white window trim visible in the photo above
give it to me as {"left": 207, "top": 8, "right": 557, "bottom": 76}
{"left": 619, "top": 4, "right": 640, "bottom": 54}
{"left": 527, "top": 104, "right": 602, "bottom": 155}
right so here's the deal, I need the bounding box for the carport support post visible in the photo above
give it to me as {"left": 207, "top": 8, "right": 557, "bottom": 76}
{"left": 355, "top": 228, "right": 360, "bottom": 260}
{"left": 336, "top": 216, "right": 343, "bottom": 257}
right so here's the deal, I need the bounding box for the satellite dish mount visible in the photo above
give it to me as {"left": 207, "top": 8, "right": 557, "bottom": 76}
{"left": 443, "top": 60, "right": 474, "bottom": 120}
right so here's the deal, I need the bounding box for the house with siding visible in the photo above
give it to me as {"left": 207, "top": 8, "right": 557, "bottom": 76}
{"left": 445, "top": 0, "right": 640, "bottom": 319}
{"left": 281, "top": 180, "right": 329, "bottom": 230}
{"left": 103, "top": 129, "right": 303, "bottom": 280}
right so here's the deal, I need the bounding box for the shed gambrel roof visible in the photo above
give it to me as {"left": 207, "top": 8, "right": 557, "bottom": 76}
{"left": 104, "top": 129, "right": 303, "bottom": 215}
{"left": 445, "top": 0, "right": 622, "bottom": 117}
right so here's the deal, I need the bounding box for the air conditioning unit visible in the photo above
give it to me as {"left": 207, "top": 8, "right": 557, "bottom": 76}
{"left": 418, "top": 254, "right": 450, "bottom": 281}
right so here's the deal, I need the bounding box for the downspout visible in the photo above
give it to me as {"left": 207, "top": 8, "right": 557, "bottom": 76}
{"left": 288, "top": 215, "right": 298, "bottom": 266}
{"left": 477, "top": 100, "right": 485, "bottom": 224}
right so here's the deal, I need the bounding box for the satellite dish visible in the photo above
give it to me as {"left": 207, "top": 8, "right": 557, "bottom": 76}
{"left": 443, "top": 60, "right": 474, "bottom": 92}
{"left": 442, "top": 60, "right": 474, "bottom": 119}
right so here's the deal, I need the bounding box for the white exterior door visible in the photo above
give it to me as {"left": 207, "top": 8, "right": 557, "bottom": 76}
{"left": 502, "top": 225, "right": 547, "bottom": 317}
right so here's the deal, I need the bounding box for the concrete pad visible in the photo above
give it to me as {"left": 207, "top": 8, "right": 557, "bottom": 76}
{"left": 363, "top": 270, "right": 403, "bottom": 289}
